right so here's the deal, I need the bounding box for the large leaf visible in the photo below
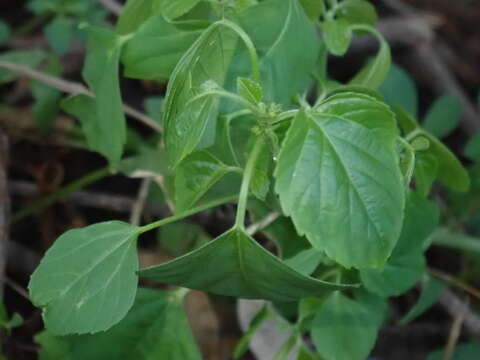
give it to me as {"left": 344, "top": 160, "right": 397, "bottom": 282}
{"left": 29, "top": 221, "right": 139, "bottom": 335}
{"left": 139, "top": 227, "right": 352, "bottom": 301}
{"left": 121, "top": 15, "right": 201, "bottom": 80}
{"left": 174, "top": 151, "right": 234, "bottom": 212}
{"left": 36, "top": 288, "right": 201, "bottom": 360}
{"left": 239, "top": 0, "right": 319, "bottom": 104}
{"left": 162, "top": 0, "right": 202, "bottom": 20}
{"left": 163, "top": 21, "right": 237, "bottom": 167}
{"left": 423, "top": 95, "right": 462, "bottom": 139}
{"left": 275, "top": 94, "right": 404, "bottom": 268}
{"left": 311, "top": 291, "right": 383, "bottom": 360}
{"left": 82, "top": 27, "right": 127, "bottom": 165}
{"left": 360, "top": 192, "right": 439, "bottom": 297}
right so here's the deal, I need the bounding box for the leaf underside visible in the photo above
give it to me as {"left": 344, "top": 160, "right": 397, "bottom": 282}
{"left": 139, "top": 228, "right": 351, "bottom": 302}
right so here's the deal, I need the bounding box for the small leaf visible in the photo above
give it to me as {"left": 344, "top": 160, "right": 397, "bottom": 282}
{"left": 360, "top": 192, "right": 439, "bottom": 297}
{"left": 275, "top": 95, "right": 404, "bottom": 268}
{"left": 121, "top": 15, "right": 201, "bottom": 80}
{"left": 337, "top": 0, "right": 377, "bottom": 27}
{"left": 118, "top": 147, "right": 169, "bottom": 178}
{"left": 350, "top": 38, "right": 391, "bottom": 89}
{"left": 28, "top": 221, "right": 139, "bottom": 335}
{"left": 61, "top": 95, "right": 110, "bottom": 159}
{"left": 139, "top": 227, "right": 352, "bottom": 302}
{"left": 414, "top": 153, "right": 438, "bottom": 197}
{"left": 422, "top": 132, "right": 470, "bottom": 192}
{"left": 401, "top": 276, "right": 445, "bottom": 324}
{"left": 464, "top": 132, "right": 480, "bottom": 161}
{"left": 36, "top": 288, "right": 202, "bottom": 360}
{"left": 162, "top": 0, "right": 202, "bottom": 20}
{"left": 237, "top": 77, "right": 263, "bottom": 104}
{"left": 31, "top": 56, "right": 62, "bottom": 131}
{"left": 284, "top": 248, "right": 324, "bottom": 276}
{"left": 159, "top": 221, "right": 210, "bottom": 257}
{"left": 393, "top": 105, "right": 418, "bottom": 135}
{"left": 174, "top": 151, "right": 233, "bottom": 212}
{"left": 44, "top": 16, "right": 74, "bottom": 55}
{"left": 163, "top": 21, "right": 238, "bottom": 167}
{"left": 250, "top": 140, "right": 271, "bottom": 201}
{"left": 82, "top": 27, "right": 127, "bottom": 165}
{"left": 379, "top": 64, "right": 418, "bottom": 118}
{"left": 322, "top": 19, "right": 352, "bottom": 56}
{"left": 423, "top": 95, "right": 462, "bottom": 139}
{"left": 311, "top": 291, "right": 382, "bottom": 360}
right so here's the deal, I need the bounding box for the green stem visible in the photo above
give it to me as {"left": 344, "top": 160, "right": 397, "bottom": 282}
{"left": 138, "top": 195, "right": 238, "bottom": 234}
{"left": 12, "top": 166, "right": 111, "bottom": 223}
{"left": 217, "top": 19, "right": 261, "bottom": 82}
{"left": 235, "top": 138, "right": 264, "bottom": 229}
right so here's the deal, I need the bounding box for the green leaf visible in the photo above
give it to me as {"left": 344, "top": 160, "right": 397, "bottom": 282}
{"left": 32, "top": 56, "right": 62, "bottom": 131}
{"left": 393, "top": 105, "right": 418, "bottom": 135}
{"left": 36, "top": 288, "right": 202, "bottom": 360}
{"left": 116, "top": 0, "right": 156, "bottom": 34}
{"left": 299, "top": 0, "right": 324, "bottom": 20}
{"left": 28, "top": 221, "right": 140, "bottom": 335}
{"left": 121, "top": 15, "right": 201, "bottom": 80}
{"left": 414, "top": 153, "right": 438, "bottom": 197}
{"left": 464, "top": 132, "right": 480, "bottom": 161}
{"left": 163, "top": 21, "right": 238, "bottom": 167}
{"left": 379, "top": 64, "right": 418, "bottom": 118}
{"left": 350, "top": 37, "right": 391, "bottom": 89}
{"left": 237, "top": 77, "right": 263, "bottom": 104}
{"left": 427, "top": 343, "right": 480, "bottom": 360}
{"left": 234, "top": 306, "right": 269, "bottom": 359}
{"left": 423, "top": 95, "right": 462, "bottom": 139}
{"left": 44, "top": 16, "right": 74, "bottom": 55}
{"left": 360, "top": 192, "right": 439, "bottom": 297}
{"left": 311, "top": 291, "right": 381, "bottom": 360}
{"left": 82, "top": 27, "right": 127, "bottom": 165}
{"left": 0, "top": 50, "right": 46, "bottom": 84}
{"left": 401, "top": 276, "right": 445, "bottom": 324}
{"left": 139, "top": 227, "right": 351, "bottom": 301}
{"left": 275, "top": 95, "right": 404, "bottom": 268}
{"left": 284, "top": 248, "right": 324, "bottom": 276}
{"left": 250, "top": 141, "right": 271, "bottom": 201}
{"left": 174, "top": 151, "right": 234, "bottom": 212}
{"left": 239, "top": 0, "right": 319, "bottom": 104}
{"left": 159, "top": 221, "right": 210, "bottom": 256}
{"left": 0, "top": 20, "right": 11, "bottom": 45}
{"left": 322, "top": 19, "right": 352, "bottom": 56}
{"left": 421, "top": 132, "right": 470, "bottom": 192}
{"left": 61, "top": 95, "right": 111, "bottom": 159}
{"left": 337, "top": 0, "right": 377, "bottom": 27}
{"left": 162, "top": 0, "right": 202, "bottom": 20}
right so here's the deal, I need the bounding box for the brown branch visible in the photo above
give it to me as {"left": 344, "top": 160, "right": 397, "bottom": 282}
{"left": 130, "top": 178, "right": 152, "bottom": 225}
{"left": 0, "top": 131, "right": 9, "bottom": 300}
{"left": 10, "top": 180, "right": 168, "bottom": 217}
{"left": 444, "top": 296, "right": 469, "bottom": 360}
{"left": 428, "top": 268, "right": 480, "bottom": 301}
{"left": 439, "top": 289, "right": 480, "bottom": 335}
{"left": 0, "top": 61, "right": 163, "bottom": 133}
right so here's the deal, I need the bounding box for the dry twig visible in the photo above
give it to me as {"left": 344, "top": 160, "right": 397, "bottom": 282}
{"left": 0, "top": 61, "right": 162, "bottom": 133}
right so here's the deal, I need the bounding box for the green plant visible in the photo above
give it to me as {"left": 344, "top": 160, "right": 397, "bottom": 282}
{"left": 10, "top": 0, "right": 472, "bottom": 359}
